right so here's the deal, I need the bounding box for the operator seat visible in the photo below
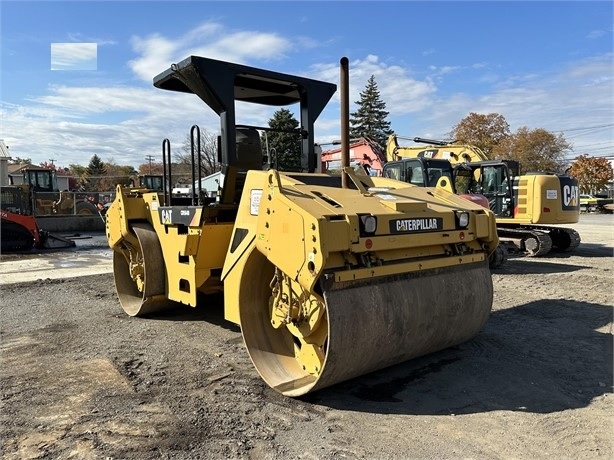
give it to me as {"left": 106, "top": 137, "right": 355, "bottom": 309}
{"left": 236, "top": 128, "right": 263, "bottom": 171}
{"left": 227, "top": 127, "right": 264, "bottom": 205}
{"left": 428, "top": 170, "right": 441, "bottom": 186}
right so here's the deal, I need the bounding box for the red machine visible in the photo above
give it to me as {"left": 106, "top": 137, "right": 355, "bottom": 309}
{"left": 321, "top": 137, "right": 386, "bottom": 176}
{"left": 1, "top": 186, "right": 76, "bottom": 252}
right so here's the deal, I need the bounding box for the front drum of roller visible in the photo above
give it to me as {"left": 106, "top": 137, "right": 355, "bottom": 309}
{"left": 238, "top": 251, "right": 493, "bottom": 397}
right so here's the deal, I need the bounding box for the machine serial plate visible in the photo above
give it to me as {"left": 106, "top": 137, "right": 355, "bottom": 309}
{"left": 389, "top": 217, "right": 443, "bottom": 234}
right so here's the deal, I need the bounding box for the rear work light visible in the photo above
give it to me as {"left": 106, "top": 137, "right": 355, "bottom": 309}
{"left": 359, "top": 215, "right": 377, "bottom": 235}
{"left": 455, "top": 211, "right": 470, "bottom": 229}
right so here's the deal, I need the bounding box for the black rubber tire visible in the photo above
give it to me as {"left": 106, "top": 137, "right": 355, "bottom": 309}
{"left": 75, "top": 201, "right": 98, "bottom": 215}
{"left": 488, "top": 244, "right": 508, "bottom": 269}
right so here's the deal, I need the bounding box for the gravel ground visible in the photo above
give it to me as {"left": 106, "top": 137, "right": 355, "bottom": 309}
{"left": 1, "top": 214, "right": 612, "bottom": 459}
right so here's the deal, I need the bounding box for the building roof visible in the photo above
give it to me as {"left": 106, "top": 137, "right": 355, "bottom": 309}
{"left": 8, "top": 163, "right": 54, "bottom": 174}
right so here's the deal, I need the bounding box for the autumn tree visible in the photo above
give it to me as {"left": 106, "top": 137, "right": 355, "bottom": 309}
{"left": 263, "top": 108, "right": 301, "bottom": 171}
{"left": 450, "top": 112, "right": 511, "bottom": 158}
{"left": 493, "top": 127, "right": 571, "bottom": 174}
{"left": 569, "top": 155, "right": 614, "bottom": 194}
{"left": 97, "top": 163, "right": 137, "bottom": 191}
{"left": 38, "top": 161, "right": 57, "bottom": 170}
{"left": 68, "top": 164, "right": 86, "bottom": 178}
{"left": 349, "top": 75, "right": 393, "bottom": 148}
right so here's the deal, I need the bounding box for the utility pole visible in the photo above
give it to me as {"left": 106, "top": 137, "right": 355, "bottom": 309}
{"left": 145, "top": 155, "right": 155, "bottom": 174}
{"left": 49, "top": 158, "right": 55, "bottom": 165}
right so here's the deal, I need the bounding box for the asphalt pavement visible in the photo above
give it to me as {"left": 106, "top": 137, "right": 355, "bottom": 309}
{"left": 0, "top": 232, "right": 113, "bottom": 285}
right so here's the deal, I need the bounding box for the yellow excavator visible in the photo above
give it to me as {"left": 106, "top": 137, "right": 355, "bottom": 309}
{"left": 106, "top": 56, "right": 499, "bottom": 397}
{"left": 386, "top": 135, "right": 581, "bottom": 258}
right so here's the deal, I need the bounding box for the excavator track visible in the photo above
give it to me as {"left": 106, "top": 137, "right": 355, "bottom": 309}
{"left": 497, "top": 227, "right": 553, "bottom": 257}
{"left": 549, "top": 227, "right": 581, "bottom": 252}
{"left": 1, "top": 220, "right": 35, "bottom": 252}
{"left": 239, "top": 250, "right": 493, "bottom": 397}
{"left": 497, "top": 225, "right": 581, "bottom": 257}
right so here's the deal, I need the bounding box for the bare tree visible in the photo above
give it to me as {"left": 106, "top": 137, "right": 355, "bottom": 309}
{"left": 178, "top": 127, "right": 221, "bottom": 178}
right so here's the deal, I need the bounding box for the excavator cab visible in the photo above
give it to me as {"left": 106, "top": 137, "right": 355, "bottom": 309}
{"left": 382, "top": 157, "right": 454, "bottom": 187}
{"left": 452, "top": 161, "right": 514, "bottom": 217}
{"left": 23, "top": 168, "right": 58, "bottom": 192}
{"left": 138, "top": 175, "right": 164, "bottom": 191}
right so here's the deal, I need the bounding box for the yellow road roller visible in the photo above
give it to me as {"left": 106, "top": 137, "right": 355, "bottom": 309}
{"left": 106, "top": 55, "right": 498, "bottom": 397}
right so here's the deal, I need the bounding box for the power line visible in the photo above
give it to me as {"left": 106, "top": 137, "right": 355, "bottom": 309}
{"left": 555, "top": 123, "right": 614, "bottom": 133}
{"left": 571, "top": 141, "right": 613, "bottom": 148}
{"left": 564, "top": 152, "right": 614, "bottom": 160}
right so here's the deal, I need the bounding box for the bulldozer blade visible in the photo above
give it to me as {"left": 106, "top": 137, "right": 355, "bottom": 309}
{"left": 39, "top": 231, "right": 77, "bottom": 249}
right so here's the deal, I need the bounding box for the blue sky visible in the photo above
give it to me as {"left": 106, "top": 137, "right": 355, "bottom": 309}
{"left": 1, "top": 1, "right": 612, "bottom": 169}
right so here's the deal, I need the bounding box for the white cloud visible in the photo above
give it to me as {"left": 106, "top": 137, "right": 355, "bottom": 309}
{"left": 129, "top": 34, "right": 180, "bottom": 82}
{"left": 34, "top": 85, "right": 160, "bottom": 115}
{"left": 128, "top": 21, "right": 293, "bottom": 82}
{"left": 66, "top": 32, "right": 117, "bottom": 46}
{"left": 388, "top": 53, "right": 614, "bottom": 155}
{"left": 310, "top": 55, "right": 437, "bottom": 116}
{"left": 3, "top": 23, "right": 612, "bottom": 168}
{"left": 587, "top": 29, "right": 606, "bottom": 39}
{"left": 1, "top": 84, "right": 217, "bottom": 166}
{"left": 51, "top": 43, "right": 97, "bottom": 70}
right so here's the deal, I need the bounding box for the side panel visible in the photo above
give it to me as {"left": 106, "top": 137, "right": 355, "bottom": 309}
{"left": 221, "top": 174, "right": 266, "bottom": 324}
{"left": 503, "top": 175, "right": 579, "bottom": 225}
{"left": 145, "top": 194, "right": 234, "bottom": 305}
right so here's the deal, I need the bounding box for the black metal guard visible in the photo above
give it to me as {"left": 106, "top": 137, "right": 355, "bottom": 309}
{"left": 162, "top": 138, "right": 172, "bottom": 205}
{"left": 190, "top": 125, "right": 202, "bottom": 205}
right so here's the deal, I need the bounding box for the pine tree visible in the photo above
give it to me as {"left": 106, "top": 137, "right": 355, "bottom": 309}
{"left": 349, "top": 75, "right": 393, "bottom": 148}
{"left": 263, "top": 108, "right": 301, "bottom": 171}
{"left": 83, "top": 154, "right": 107, "bottom": 191}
